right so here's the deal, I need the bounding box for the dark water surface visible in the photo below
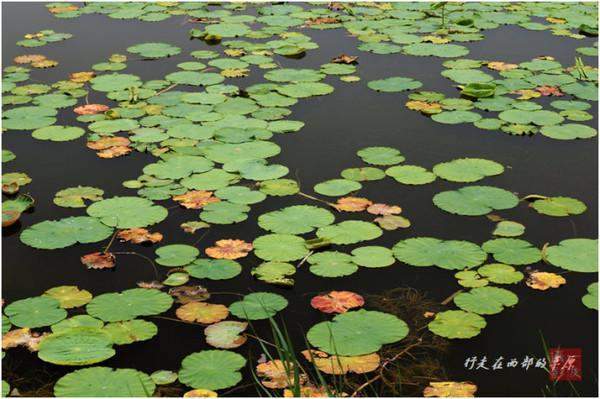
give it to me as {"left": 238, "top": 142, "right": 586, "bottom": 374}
{"left": 2, "top": 2, "right": 598, "bottom": 397}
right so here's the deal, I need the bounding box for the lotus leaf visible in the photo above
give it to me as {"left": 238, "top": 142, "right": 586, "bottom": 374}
{"left": 482, "top": 238, "right": 541, "bottom": 265}
{"left": 307, "top": 310, "right": 408, "bottom": 356}
{"left": 87, "top": 196, "right": 168, "bottom": 228}
{"left": 5, "top": 296, "right": 67, "bottom": 328}
{"left": 478, "top": 263, "right": 524, "bottom": 284}
{"left": 258, "top": 205, "right": 334, "bottom": 234}
{"left": 433, "top": 186, "right": 519, "bottom": 216}
{"left": 179, "top": 350, "right": 246, "bottom": 390}
{"left": 454, "top": 286, "right": 518, "bottom": 315}
{"left": 156, "top": 244, "right": 199, "bottom": 267}
{"left": 313, "top": 179, "right": 361, "bottom": 197}
{"left": 393, "top": 237, "right": 486, "bottom": 270}
{"left": 38, "top": 327, "right": 115, "bottom": 365}
{"left": 582, "top": 283, "right": 598, "bottom": 310}
{"left": 229, "top": 292, "right": 288, "bottom": 320}
{"left": 32, "top": 125, "right": 84, "bottom": 141}
{"left": 20, "top": 216, "right": 113, "bottom": 249}
{"left": 251, "top": 262, "right": 296, "bottom": 286}
{"left": 54, "top": 367, "right": 155, "bottom": 397}
{"left": 351, "top": 246, "right": 395, "bottom": 268}
{"left": 86, "top": 288, "right": 173, "bottom": 322}
{"left": 545, "top": 238, "right": 598, "bottom": 273}
{"left": 205, "top": 321, "right": 248, "bottom": 349}
{"left": 308, "top": 251, "right": 358, "bottom": 278}
{"left": 316, "top": 221, "right": 382, "bottom": 245}
{"left": 53, "top": 186, "right": 104, "bottom": 208}
{"left": 428, "top": 310, "right": 486, "bottom": 339}
{"left": 127, "top": 42, "right": 181, "bottom": 58}
{"left": 492, "top": 220, "right": 525, "bottom": 237}
{"left": 253, "top": 234, "right": 308, "bottom": 262}
{"left": 367, "top": 77, "right": 422, "bottom": 92}
{"left": 433, "top": 158, "right": 504, "bottom": 183}
{"left": 385, "top": 165, "right": 436, "bottom": 185}
{"left": 43, "top": 285, "right": 92, "bottom": 308}
{"left": 185, "top": 259, "right": 242, "bottom": 280}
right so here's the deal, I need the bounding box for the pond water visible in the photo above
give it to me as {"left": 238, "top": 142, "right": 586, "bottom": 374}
{"left": 2, "top": 2, "right": 598, "bottom": 397}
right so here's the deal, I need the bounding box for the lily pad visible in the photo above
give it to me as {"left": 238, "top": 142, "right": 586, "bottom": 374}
{"left": 253, "top": 234, "right": 308, "bottom": 262}
{"left": 482, "top": 238, "right": 541, "bottom": 265}
{"left": 428, "top": 310, "right": 486, "bottom": 339}
{"left": 316, "top": 221, "right": 382, "bottom": 245}
{"left": 313, "top": 179, "right": 361, "bottom": 197}
{"left": 179, "top": 350, "right": 246, "bottom": 390}
{"left": 433, "top": 158, "right": 504, "bottom": 183}
{"left": 87, "top": 196, "right": 168, "bottom": 228}
{"left": 185, "top": 259, "right": 242, "bottom": 280}
{"left": 39, "top": 327, "right": 115, "bottom": 365}
{"left": 127, "top": 42, "right": 181, "bottom": 58}
{"left": 43, "top": 286, "right": 92, "bottom": 308}
{"left": 367, "top": 77, "right": 422, "bottom": 92}
{"left": 454, "top": 287, "right": 518, "bottom": 315}
{"left": 478, "top": 263, "right": 524, "bottom": 284}
{"left": 229, "top": 292, "right": 288, "bottom": 320}
{"left": 582, "top": 283, "right": 598, "bottom": 310}
{"left": 20, "top": 216, "right": 113, "bottom": 249}
{"left": 385, "top": 165, "right": 436, "bottom": 185}
{"left": 156, "top": 244, "right": 199, "bottom": 267}
{"left": 5, "top": 296, "right": 67, "bottom": 328}
{"left": 32, "top": 125, "right": 84, "bottom": 141}
{"left": 308, "top": 251, "right": 358, "bottom": 278}
{"left": 351, "top": 246, "right": 395, "bottom": 268}
{"left": 393, "top": 237, "right": 486, "bottom": 270}
{"left": 357, "top": 147, "right": 404, "bottom": 166}
{"left": 545, "top": 238, "right": 598, "bottom": 273}
{"left": 86, "top": 288, "right": 173, "bottom": 322}
{"left": 54, "top": 367, "right": 155, "bottom": 397}
{"left": 258, "top": 205, "right": 334, "bottom": 234}
{"left": 307, "top": 310, "right": 408, "bottom": 356}
{"left": 53, "top": 186, "right": 104, "bottom": 208}
{"left": 529, "top": 196, "right": 586, "bottom": 216}
{"left": 103, "top": 319, "right": 158, "bottom": 345}
{"left": 433, "top": 186, "right": 519, "bottom": 216}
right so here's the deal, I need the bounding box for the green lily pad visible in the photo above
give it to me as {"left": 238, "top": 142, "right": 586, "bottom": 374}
{"left": 20, "top": 216, "right": 113, "bottom": 249}
{"left": 185, "top": 259, "right": 242, "bottom": 280}
{"left": 259, "top": 178, "right": 299, "bottom": 196}
{"left": 431, "top": 110, "right": 482, "bottom": 124}
{"left": 205, "top": 321, "right": 248, "bottom": 349}
{"left": 454, "top": 287, "right": 518, "bottom": 315}
{"left": 493, "top": 220, "right": 525, "bottom": 237}
{"left": 150, "top": 370, "right": 178, "bottom": 385}
{"left": 53, "top": 186, "right": 104, "bottom": 208}
{"left": 51, "top": 315, "right": 104, "bottom": 334}
{"left": 308, "top": 251, "right": 358, "bottom": 277}
{"left": 214, "top": 186, "right": 266, "bottom": 205}
{"left": 90, "top": 73, "right": 142, "bottom": 92}
{"left": 181, "top": 169, "right": 239, "bottom": 191}
{"left": 156, "top": 244, "right": 199, "bottom": 267}
{"left": 3, "top": 106, "right": 57, "bottom": 130}
{"left": 179, "top": 350, "right": 246, "bottom": 390}
{"left": 529, "top": 196, "right": 586, "bottom": 216}
{"left": 582, "top": 283, "right": 598, "bottom": 310}
{"left": 5, "top": 296, "right": 67, "bottom": 328}
{"left": 103, "top": 319, "right": 158, "bottom": 345}
{"left": 316, "top": 221, "right": 382, "bottom": 245}
{"left": 39, "top": 327, "right": 115, "bottom": 365}
{"left": 433, "top": 158, "right": 504, "bottom": 183}
{"left": 351, "top": 246, "right": 395, "bottom": 268}
{"left": 357, "top": 147, "right": 405, "bottom": 166}
{"left": 54, "top": 367, "right": 155, "bottom": 397}
{"left": 367, "top": 76, "right": 422, "bottom": 92}
{"left": 200, "top": 201, "right": 249, "bottom": 225}
{"left": 229, "top": 292, "right": 288, "bottom": 320}
{"left": 482, "top": 238, "right": 541, "bottom": 265}
{"left": 127, "top": 42, "right": 181, "bottom": 58}
{"left": 478, "top": 263, "right": 524, "bottom": 284}
{"left": 403, "top": 43, "right": 469, "bottom": 58}
{"left": 253, "top": 234, "right": 308, "bottom": 262}
{"left": 433, "top": 186, "right": 519, "bottom": 216}
{"left": 313, "top": 179, "right": 361, "bottom": 197}
{"left": 143, "top": 156, "right": 214, "bottom": 179}
{"left": 43, "top": 285, "right": 93, "bottom": 308}
{"left": 428, "top": 310, "right": 486, "bottom": 339}
{"left": 545, "top": 238, "right": 598, "bottom": 273}
{"left": 540, "top": 123, "right": 597, "bottom": 140}
{"left": 307, "top": 309, "right": 408, "bottom": 356}
{"left": 32, "top": 125, "right": 85, "bottom": 141}
{"left": 264, "top": 68, "right": 324, "bottom": 83}
{"left": 87, "top": 196, "right": 168, "bottom": 228}
{"left": 258, "top": 205, "right": 334, "bottom": 234}
{"left": 251, "top": 262, "right": 296, "bottom": 286}
{"left": 385, "top": 165, "right": 436, "bottom": 185}
{"left": 393, "top": 237, "right": 486, "bottom": 270}
{"left": 86, "top": 288, "right": 173, "bottom": 322}
{"left": 340, "top": 167, "right": 385, "bottom": 181}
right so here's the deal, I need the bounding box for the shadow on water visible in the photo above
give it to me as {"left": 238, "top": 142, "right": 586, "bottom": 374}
{"left": 2, "top": 2, "right": 598, "bottom": 397}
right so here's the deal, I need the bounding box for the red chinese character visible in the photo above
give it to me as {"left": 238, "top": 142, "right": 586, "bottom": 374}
{"left": 549, "top": 348, "right": 582, "bottom": 381}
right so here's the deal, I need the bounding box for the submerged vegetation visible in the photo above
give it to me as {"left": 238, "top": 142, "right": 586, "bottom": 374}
{"left": 2, "top": 1, "right": 598, "bottom": 397}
